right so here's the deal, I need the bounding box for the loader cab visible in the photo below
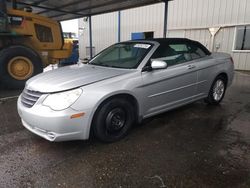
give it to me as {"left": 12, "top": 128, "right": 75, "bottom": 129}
{"left": 0, "top": 7, "right": 73, "bottom": 89}
{"left": 7, "top": 8, "right": 63, "bottom": 51}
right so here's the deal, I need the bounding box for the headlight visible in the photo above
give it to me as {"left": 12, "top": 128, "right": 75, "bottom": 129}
{"left": 43, "top": 88, "right": 82, "bottom": 111}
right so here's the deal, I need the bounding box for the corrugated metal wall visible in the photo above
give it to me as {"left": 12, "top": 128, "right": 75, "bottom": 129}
{"left": 79, "top": 0, "right": 250, "bottom": 70}
{"left": 169, "top": 28, "right": 250, "bottom": 70}
{"left": 168, "top": 0, "right": 250, "bottom": 28}
{"left": 120, "top": 3, "right": 164, "bottom": 41}
{"left": 168, "top": 0, "right": 250, "bottom": 70}
{"left": 79, "top": 12, "right": 118, "bottom": 59}
{"left": 79, "top": 3, "right": 164, "bottom": 59}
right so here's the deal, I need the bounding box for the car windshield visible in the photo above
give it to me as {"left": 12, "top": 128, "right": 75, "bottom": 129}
{"left": 89, "top": 42, "right": 152, "bottom": 69}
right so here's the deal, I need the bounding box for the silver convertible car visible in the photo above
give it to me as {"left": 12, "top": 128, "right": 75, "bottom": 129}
{"left": 17, "top": 38, "right": 234, "bottom": 142}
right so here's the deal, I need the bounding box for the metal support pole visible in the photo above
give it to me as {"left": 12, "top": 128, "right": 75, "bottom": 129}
{"left": 12, "top": 0, "right": 17, "bottom": 9}
{"left": 0, "top": 0, "right": 7, "bottom": 12}
{"left": 0, "top": 0, "right": 8, "bottom": 32}
{"left": 163, "top": 1, "right": 169, "bottom": 38}
{"left": 118, "top": 11, "right": 121, "bottom": 42}
{"left": 89, "top": 16, "right": 93, "bottom": 59}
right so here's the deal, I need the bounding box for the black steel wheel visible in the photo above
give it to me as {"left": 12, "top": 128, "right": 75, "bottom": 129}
{"left": 93, "top": 98, "right": 135, "bottom": 142}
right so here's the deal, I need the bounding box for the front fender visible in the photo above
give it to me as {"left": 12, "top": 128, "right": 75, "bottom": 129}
{"left": 70, "top": 89, "right": 140, "bottom": 139}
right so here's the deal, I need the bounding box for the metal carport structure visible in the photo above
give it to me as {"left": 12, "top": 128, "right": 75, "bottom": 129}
{"left": 8, "top": 0, "right": 172, "bottom": 58}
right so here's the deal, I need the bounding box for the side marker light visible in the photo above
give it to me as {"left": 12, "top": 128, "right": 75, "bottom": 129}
{"left": 70, "top": 112, "right": 85, "bottom": 119}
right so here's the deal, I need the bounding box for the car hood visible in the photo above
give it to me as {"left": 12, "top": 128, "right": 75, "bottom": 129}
{"left": 26, "top": 64, "right": 133, "bottom": 93}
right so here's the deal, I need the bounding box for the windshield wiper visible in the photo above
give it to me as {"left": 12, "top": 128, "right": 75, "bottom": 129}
{"left": 91, "top": 63, "right": 121, "bottom": 68}
{"left": 105, "top": 65, "right": 121, "bottom": 68}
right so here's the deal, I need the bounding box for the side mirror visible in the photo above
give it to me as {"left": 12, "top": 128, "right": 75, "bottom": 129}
{"left": 151, "top": 60, "right": 168, "bottom": 70}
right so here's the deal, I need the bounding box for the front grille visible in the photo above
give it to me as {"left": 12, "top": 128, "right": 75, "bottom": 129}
{"left": 21, "top": 89, "right": 43, "bottom": 108}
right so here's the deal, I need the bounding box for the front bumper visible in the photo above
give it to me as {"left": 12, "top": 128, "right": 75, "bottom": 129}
{"left": 17, "top": 96, "right": 91, "bottom": 142}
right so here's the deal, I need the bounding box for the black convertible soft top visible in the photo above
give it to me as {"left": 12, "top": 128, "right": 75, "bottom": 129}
{"left": 136, "top": 38, "right": 211, "bottom": 56}
{"left": 131, "top": 38, "right": 211, "bottom": 55}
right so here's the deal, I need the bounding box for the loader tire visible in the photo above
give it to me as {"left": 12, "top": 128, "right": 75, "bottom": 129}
{"left": 0, "top": 45, "right": 43, "bottom": 89}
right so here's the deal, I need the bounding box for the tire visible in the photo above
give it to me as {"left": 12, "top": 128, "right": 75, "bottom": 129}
{"left": 0, "top": 45, "right": 43, "bottom": 89}
{"left": 93, "top": 98, "right": 135, "bottom": 142}
{"left": 205, "top": 75, "right": 227, "bottom": 105}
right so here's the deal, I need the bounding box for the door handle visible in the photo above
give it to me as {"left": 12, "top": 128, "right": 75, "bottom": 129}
{"left": 187, "top": 64, "right": 196, "bottom": 69}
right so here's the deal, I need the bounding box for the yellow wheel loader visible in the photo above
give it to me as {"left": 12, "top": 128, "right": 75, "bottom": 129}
{"left": 0, "top": 0, "right": 72, "bottom": 89}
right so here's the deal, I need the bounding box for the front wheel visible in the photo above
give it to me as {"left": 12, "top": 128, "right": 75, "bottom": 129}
{"left": 205, "top": 75, "right": 227, "bottom": 105}
{"left": 93, "top": 98, "right": 135, "bottom": 142}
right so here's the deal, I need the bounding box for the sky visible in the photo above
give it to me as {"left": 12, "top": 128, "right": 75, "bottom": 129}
{"left": 60, "top": 19, "right": 79, "bottom": 36}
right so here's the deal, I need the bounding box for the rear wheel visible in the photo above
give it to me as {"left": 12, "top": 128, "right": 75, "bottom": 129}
{"left": 205, "top": 75, "right": 227, "bottom": 105}
{"left": 93, "top": 98, "right": 135, "bottom": 142}
{"left": 0, "top": 45, "right": 43, "bottom": 89}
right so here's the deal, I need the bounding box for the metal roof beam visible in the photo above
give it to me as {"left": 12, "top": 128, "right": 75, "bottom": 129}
{"left": 49, "top": 0, "right": 161, "bottom": 19}
{"left": 31, "top": 0, "right": 49, "bottom": 6}
{"left": 13, "top": 0, "right": 172, "bottom": 21}
{"left": 16, "top": 1, "right": 86, "bottom": 17}
{"left": 48, "top": 0, "right": 125, "bottom": 19}
{"left": 36, "top": 0, "right": 84, "bottom": 14}
{"left": 65, "top": 0, "right": 125, "bottom": 13}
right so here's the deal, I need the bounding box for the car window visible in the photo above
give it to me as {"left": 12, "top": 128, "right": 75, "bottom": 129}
{"left": 151, "top": 43, "right": 191, "bottom": 67}
{"left": 101, "top": 47, "right": 133, "bottom": 62}
{"left": 187, "top": 43, "right": 207, "bottom": 60}
{"left": 90, "top": 43, "right": 151, "bottom": 69}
